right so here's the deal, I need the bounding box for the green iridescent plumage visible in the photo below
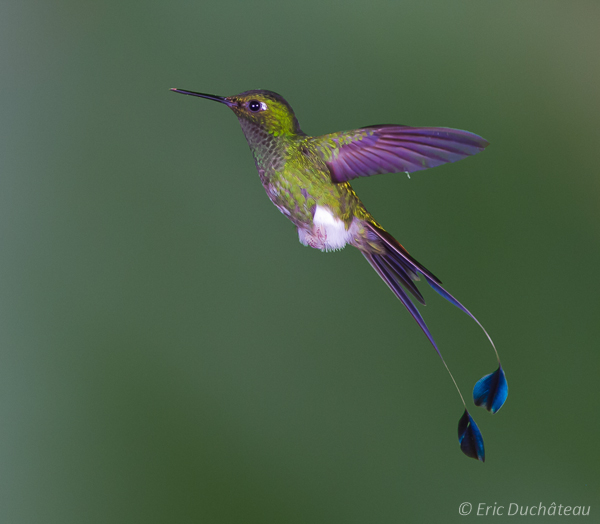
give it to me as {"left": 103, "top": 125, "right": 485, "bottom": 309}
{"left": 224, "top": 90, "right": 373, "bottom": 238}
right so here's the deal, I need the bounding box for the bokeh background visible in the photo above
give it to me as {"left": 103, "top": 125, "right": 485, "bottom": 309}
{"left": 1, "top": 1, "right": 598, "bottom": 522}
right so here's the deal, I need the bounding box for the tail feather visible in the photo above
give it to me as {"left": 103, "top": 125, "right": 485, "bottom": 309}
{"left": 362, "top": 223, "right": 507, "bottom": 461}
{"left": 363, "top": 244, "right": 469, "bottom": 415}
{"left": 370, "top": 224, "right": 442, "bottom": 284}
{"left": 364, "top": 222, "right": 501, "bottom": 364}
{"left": 364, "top": 252, "right": 441, "bottom": 358}
{"left": 377, "top": 252, "right": 425, "bottom": 304}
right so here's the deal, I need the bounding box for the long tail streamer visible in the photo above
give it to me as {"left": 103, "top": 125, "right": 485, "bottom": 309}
{"left": 363, "top": 223, "right": 508, "bottom": 461}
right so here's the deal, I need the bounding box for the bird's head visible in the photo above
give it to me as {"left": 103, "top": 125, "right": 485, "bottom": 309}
{"left": 171, "top": 88, "right": 302, "bottom": 137}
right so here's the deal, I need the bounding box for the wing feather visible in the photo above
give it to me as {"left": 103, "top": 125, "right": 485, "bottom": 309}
{"left": 311, "top": 125, "right": 488, "bottom": 183}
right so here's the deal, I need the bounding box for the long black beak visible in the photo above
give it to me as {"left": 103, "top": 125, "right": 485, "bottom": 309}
{"left": 170, "top": 88, "right": 232, "bottom": 106}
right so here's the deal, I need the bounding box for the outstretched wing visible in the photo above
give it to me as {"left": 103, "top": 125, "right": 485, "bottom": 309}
{"left": 310, "top": 125, "right": 489, "bottom": 183}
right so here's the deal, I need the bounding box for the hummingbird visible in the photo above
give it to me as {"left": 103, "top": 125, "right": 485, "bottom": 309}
{"left": 171, "top": 88, "right": 508, "bottom": 461}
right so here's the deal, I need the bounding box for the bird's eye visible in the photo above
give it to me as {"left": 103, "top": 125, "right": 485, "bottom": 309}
{"left": 248, "top": 100, "right": 266, "bottom": 112}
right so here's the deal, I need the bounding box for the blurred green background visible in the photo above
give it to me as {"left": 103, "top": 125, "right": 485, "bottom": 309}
{"left": 1, "top": 0, "right": 598, "bottom": 522}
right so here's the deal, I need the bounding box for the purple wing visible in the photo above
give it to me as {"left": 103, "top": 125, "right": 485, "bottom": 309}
{"left": 311, "top": 125, "right": 489, "bottom": 183}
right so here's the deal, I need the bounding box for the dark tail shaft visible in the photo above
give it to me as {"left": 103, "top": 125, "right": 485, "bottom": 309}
{"left": 363, "top": 223, "right": 504, "bottom": 407}
{"left": 362, "top": 222, "right": 499, "bottom": 363}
